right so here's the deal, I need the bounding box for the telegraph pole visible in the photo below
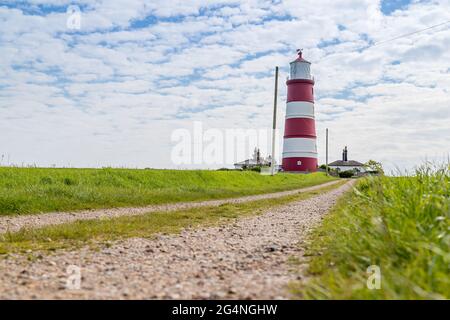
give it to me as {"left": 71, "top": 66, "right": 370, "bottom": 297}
{"left": 271, "top": 66, "right": 279, "bottom": 176}
{"left": 326, "top": 128, "right": 329, "bottom": 176}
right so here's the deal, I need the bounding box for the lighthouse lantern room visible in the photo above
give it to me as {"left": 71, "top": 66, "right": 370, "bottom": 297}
{"left": 282, "top": 50, "right": 318, "bottom": 172}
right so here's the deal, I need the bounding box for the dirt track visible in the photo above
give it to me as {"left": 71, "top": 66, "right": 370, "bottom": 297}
{"left": 0, "top": 180, "right": 354, "bottom": 299}
{"left": 0, "top": 180, "right": 342, "bottom": 234}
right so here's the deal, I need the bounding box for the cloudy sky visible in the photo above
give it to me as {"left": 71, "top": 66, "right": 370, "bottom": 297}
{"left": 0, "top": 0, "right": 449, "bottom": 172}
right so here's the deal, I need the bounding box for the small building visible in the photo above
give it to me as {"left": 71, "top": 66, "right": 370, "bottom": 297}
{"left": 234, "top": 148, "right": 272, "bottom": 170}
{"left": 328, "top": 146, "right": 365, "bottom": 173}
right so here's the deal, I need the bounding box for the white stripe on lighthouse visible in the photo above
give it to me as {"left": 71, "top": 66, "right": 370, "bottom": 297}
{"left": 282, "top": 137, "right": 317, "bottom": 158}
{"left": 285, "top": 101, "right": 315, "bottom": 119}
{"left": 282, "top": 151, "right": 318, "bottom": 158}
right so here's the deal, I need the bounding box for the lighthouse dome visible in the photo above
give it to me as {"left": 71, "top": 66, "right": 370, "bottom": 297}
{"left": 289, "top": 50, "right": 312, "bottom": 80}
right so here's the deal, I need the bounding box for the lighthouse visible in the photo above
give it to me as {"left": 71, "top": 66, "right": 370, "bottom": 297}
{"left": 282, "top": 50, "right": 318, "bottom": 172}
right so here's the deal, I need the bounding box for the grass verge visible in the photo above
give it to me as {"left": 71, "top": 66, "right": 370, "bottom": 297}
{"left": 0, "top": 167, "right": 336, "bottom": 216}
{"left": 0, "top": 180, "right": 347, "bottom": 256}
{"left": 291, "top": 165, "right": 449, "bottom": 299}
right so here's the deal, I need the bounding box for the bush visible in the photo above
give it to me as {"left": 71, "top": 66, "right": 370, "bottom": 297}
{"left": 338, "top": 170, "right": 354, "bottom": 178}
{"left": 63, "top": 177, "right": 77, "bottom": 186}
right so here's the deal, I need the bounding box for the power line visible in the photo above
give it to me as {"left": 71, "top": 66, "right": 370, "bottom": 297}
{"left": 315, "top": 19, "right": 450, "bottom": 64}
{"left": 371, "top": 19, "right": 450, "bottom": 47}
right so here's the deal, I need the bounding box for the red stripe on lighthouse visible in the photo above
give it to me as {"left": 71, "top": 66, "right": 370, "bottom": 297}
{"left": 284, "top": 118, "right": 316, "bottom": 138}
{"left": 282, "top": 157, "right": 318, "bottom": 172}
{"left": 287, "top": 80, "right": 314, "bottom": 103}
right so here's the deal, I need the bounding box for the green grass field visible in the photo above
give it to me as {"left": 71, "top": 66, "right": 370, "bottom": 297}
{"left": 0, "top": 180, "right": 347, "bottom": 255}
{"left": 292, "top": 165, "right": 449, "bottom": 299}
{"left": 0, "top": 167, "right": 336, "bottom": 216}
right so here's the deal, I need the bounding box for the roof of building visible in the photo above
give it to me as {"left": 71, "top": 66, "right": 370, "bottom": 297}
{"left": 234, "top": 159, "right": 257, "bottom": 165}
{"left": 328, "top": 160, "right": 364, "bottom": 167}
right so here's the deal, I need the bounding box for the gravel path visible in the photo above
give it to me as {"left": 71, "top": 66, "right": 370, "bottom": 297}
{"left": 0, "top": 180, "right": 354, "bottom": 299}
{"left": 0, "top": 180, "right": 342, "bottom": 234}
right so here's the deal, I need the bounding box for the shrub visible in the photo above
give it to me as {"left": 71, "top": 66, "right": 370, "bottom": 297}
{"left": 63, "top": 177, "right": 77, "bottom": 186}
{"left": 338, "top": 170, "right": 354, "bottom": 178}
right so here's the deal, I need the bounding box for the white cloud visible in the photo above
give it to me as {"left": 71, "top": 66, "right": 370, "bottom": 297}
{"left": 0, "top": 0, "right": 449, "bottom": 171}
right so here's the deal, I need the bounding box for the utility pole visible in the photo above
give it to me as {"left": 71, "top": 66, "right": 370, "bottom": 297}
{"left": 326, "top": 128, "right": 329, "bottom": 176}
{"left": 271, "top": 66, "right": 279, "bottom": 176}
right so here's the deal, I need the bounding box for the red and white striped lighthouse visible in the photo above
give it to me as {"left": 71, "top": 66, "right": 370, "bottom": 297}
{"left": 282, "top": 50, "right": 318, "bottom": 172}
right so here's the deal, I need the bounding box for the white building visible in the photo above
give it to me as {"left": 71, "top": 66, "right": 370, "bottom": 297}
{"left": 234, "top": 148, "right": 272, "bottom": 170}
{"left": 328, "top": 146, "right": 365, "bottom": 173}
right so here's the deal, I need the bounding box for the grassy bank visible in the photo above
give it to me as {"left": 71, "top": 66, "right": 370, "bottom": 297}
{"left": 0, "top": 167, "right": 336, "bottom": 216}
{"left": 292, "top": 165, "right": 449, "bottom": 299}
{"left": 0, "top": 180, "right": 347, "bottom": 255}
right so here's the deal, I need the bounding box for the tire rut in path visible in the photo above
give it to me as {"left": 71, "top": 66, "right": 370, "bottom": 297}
{"left": 0, "top": 180, "right": 342, "bottom": 234}
{"left": 0, "top": 180, "right": 354, "bottom": 299}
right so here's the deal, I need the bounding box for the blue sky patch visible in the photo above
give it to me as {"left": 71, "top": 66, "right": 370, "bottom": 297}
{"left": 381, "top": 0, "right": 413, "bottom": 15}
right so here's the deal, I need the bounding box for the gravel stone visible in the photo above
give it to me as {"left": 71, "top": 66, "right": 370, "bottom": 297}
{"left": 0, "top": 180, "right": 354, "bottom": 299}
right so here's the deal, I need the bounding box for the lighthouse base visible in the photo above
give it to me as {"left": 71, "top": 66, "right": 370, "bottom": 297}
{"left": 282, "top": 157, "right": 317, "bottom": 173}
